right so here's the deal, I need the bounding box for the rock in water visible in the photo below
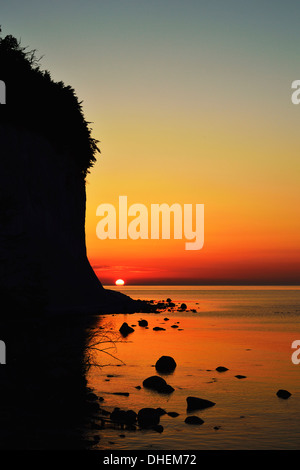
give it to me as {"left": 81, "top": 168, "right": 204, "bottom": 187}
{"left": 185, "top": 416, "right": 204, "bottom": 425}
{"left": 138, "top": 319, "right": 148, "bottom": 327}
{"left": 155, "top": 356, "right": 177, "bottom": 373}
{"left": 143, "top": 376, "right": 174, "bottom": 394}
{"left": 137, "top": 408, "right": 161, "bottom": 428}
{"left": 276, "top": 389, "right": 292, "bottom": 399}
{"left": 119, "top": 322, "right": 135, "bottom": 337}
{"left": 215, "top": 366, "right": 229, "bottom": 372}
{"left": 186, "top": 396, "right": 216, "bottom": 411}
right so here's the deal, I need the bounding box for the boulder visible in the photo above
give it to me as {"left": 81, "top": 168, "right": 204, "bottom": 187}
{"left": 138, "top": 319, "right": 148, "bottom": 327}
{"left": 119, "top": 322, "right": 135, "bottom": 337}
{"left": 110, "top": 408, "right": 137, "bottom": 425}
{"left": 137, "top": 408, "right": 161, "bottom": 428}
{"left": 185, "top": 416, "right": 204, "bottom": 425}
{"left": 155, "top": 356, "right": 177, "bottom": 373}
{"left": 276, "top": 389, "right": 292, "bottom": 399}
{"left": 215, "top": 366, "right": 229, "bottom": 372}
{"left": 143, "top": 376, "right": 174, "bottom": 394}
{"left": 186, "top": 396, "right": 216, "bottom": 411}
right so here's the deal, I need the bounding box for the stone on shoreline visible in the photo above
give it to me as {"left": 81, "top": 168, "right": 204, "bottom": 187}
{"left": 276, "top": 389, "right": 292, "bottom": 399}
{"left": 137, "top": 408, "right": 161, "bottom": 428}
{"left": 155, "top": 356, "right": 177, "bottom": 373}
{"left": 185, "top": 416, "right": 204, "bottom": 425}
{"left": 143, "top": 376, "right": 174, "bottom": 394}
{"left": 215, "top": 366, "right": 229, "bottom": 372}
{"left": 186, "top": 396, "right": 216, "bottom": 411}
{"left": 119, "top": 322, "right": 135, "bottom": 337}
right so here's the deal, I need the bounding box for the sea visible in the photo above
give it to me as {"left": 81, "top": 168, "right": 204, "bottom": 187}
{"left": 86, "top": 286, "right": 300, "bottom": 450}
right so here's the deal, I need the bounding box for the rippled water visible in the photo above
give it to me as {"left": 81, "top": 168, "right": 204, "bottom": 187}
{"left": 86, "top": 286, "right": 300, "bottom": 450}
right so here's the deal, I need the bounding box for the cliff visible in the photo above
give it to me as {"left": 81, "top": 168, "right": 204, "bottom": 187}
{"left": 0, "top": 32, "right": 136, "bottom": 315}
{"left": 0, "top": 123, "right": 137, "bottom": 314}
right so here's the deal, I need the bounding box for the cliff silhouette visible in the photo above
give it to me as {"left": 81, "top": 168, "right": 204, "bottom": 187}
{"left": 0, "top": 29, "right": 137, "bottom": 315}
{"left": 0, "top": 29, "right": 157, "bottom": 449}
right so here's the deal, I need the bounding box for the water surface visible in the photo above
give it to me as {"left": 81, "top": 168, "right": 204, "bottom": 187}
{"left": 87, "top": 286, "right": 300, "bottom": 450}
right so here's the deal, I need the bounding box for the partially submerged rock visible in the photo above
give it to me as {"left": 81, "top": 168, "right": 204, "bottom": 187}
{"left": 155, "top": 356, "right": 177, "bottom": 373}
{"left": 143, "top": 376, "right": 174, "bottom": 394}
{"left": 119, "top": 322, "right": 135, "bottom": 337}
{"left": 110, "top": 408, "right": 137, "bottom": 425}
{"left": 276, "top": 389, "right": 292, "bottom": 399}
{"left": 137, "top": 408, "right": 161, "bottom": 428}
{"left": 186, "top": 396, "right": 216, "bottom": 411}
{"left": 215, "top": 366, "right": 229, "bottom": 372}
{"left": 185, "top": 416, "right": 204, "bottom": 425}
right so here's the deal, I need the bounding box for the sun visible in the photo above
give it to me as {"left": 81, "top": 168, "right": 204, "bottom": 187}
{"left": 115, "top": 279, "right": 125, "bottom": 286}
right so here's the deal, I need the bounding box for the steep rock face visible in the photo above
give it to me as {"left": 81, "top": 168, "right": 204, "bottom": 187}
{"left": 0, "top": 124, "right": 131, "bottom": 314}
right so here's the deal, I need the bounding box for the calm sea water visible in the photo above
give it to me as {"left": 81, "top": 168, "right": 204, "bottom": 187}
{"left": 86, "top": 286, "right": 300, "bottom": 450}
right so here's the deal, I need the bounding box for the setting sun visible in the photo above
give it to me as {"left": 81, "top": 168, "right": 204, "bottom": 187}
{"left": 115, "top": 279, "right": 125, "bottom": 286}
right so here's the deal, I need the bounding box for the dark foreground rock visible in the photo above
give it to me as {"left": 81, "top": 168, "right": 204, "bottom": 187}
{"left": 143, "top": 376, "right": 175, "bottom": 394}
{"left": 155, "top": 356, "right": 177, "bottom": 373}
{"left": 276, "top": 389, "right": 292, "bottom": 399}
{"left": 185, "top": 416, "right": 204, "bottom": 425}
{"left": 110, "top": 408, "right": 137, "bottom": 425}
{"left": 119, "top": 322, "right": 135, "bottom": 337}
{"left": 186, "top": 396, "right": 216, "bottom": 411}
{"left": 215, "top": 366, "right": 229, "bottom": 372}
{"left": 137, "top": 408, "right": 161, "bottom": 428}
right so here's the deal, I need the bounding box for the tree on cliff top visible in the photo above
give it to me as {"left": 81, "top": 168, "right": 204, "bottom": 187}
{"left": 0, "top": 28, "right": 100, "bottom": 177}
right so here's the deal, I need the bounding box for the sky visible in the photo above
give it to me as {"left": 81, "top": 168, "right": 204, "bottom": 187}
{"left": 1, "top": 0, "right": 300, "bottom": 285}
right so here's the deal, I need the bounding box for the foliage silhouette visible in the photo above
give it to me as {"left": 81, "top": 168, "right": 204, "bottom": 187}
{"left": 0, "top": 27, "right": 100, "bottom": 177}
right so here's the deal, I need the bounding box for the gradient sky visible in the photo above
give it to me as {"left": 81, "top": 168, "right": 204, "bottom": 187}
{"left": 2, "top": 1, "right": 300, "bottom": 284}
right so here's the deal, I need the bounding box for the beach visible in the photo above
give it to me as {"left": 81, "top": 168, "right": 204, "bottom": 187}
{"left": 85, "top": 286, "right": 300, "bottom": 450}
